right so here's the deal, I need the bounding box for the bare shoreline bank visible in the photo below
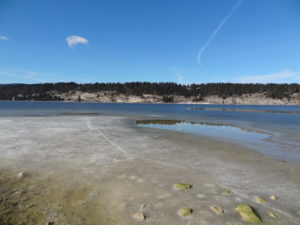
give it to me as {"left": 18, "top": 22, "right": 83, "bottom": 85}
{"left": 0, "top": 115, "right": 299, "bottom": 225}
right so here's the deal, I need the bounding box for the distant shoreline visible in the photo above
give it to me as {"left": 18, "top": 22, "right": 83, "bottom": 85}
{"left": 1, "top": 82, "right": 300, "bottom": 105}
{"left": 1, "top": 100, "right": 300, "bottom": 106}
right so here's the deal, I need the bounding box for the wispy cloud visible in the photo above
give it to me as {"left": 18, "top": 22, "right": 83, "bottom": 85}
{"left": 0, "top": 70, "right": 41, "bottom": 82}
{"left": 176, "top": 74, "right": 184, "bottom": 84}
{"left": 66, "top": 35, "right": 88, "bottom": 48}
{"left": 197, "top": 0, "right": 244, "bottom": 65}
{"left": 0, "top": 35, "right": 9, "bottom": 41}
{"left": 236, "top": 69, "right": 300, "bottom": 83}
{"left": 0, "top": 69, "right": 68, "bottom": 83}
{"left": 169, "top": 67, "right": 188, "bottom": 84}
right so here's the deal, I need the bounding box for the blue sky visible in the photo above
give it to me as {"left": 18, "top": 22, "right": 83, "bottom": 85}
{"left": 0, "top": 0, "right": 300, "bottom": 84}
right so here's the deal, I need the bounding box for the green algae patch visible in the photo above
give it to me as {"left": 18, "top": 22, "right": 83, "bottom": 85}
{"left": 173, "top": 183, "right": 192, "bottom": 190}
{"left": 177, "top": 208, "right": 193, "bottom": 217}
{"left": 235, "top": 204, "right": 261, "bottom": 223}
{"left": 297, "top": 210, "right": 300, "bottom": 215}
{"left": 0, "top": 168, "right": 128, "bottom": 225}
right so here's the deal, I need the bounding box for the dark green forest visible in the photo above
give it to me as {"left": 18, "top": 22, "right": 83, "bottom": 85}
{"left": 0, "top": 82, "right": 299, "bottom": 102}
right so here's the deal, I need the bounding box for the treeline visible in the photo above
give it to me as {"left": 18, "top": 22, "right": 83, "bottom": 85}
{"left": 0, "top": 82, "right": 299, "bottom": 101}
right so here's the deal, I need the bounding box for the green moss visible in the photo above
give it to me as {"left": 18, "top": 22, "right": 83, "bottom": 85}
{"left": 173, "top": 183, "right": 192, "bottom": 190}
{"left": 177, "top": 208, "right": 193, "bottom": 217}
{"left": 235, "top": 204, "right": 261, "bottom": 223}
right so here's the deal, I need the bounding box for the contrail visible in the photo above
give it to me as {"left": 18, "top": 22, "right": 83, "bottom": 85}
{"left": 197, "top": 0, "right": 244, "bottom": 65}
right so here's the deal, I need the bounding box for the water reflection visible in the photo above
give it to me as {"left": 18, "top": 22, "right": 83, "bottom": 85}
{"left": 136, "top": 120, "right": 269, "bottom": 144}
{"left": 189, "top": 107, "right": 300, "bottom": 114}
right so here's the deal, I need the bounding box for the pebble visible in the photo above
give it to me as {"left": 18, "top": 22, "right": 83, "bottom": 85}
{"left": 17, "top": 172, "right": 25, "bottom": 179}
{"left": 268, "top": 211, "right": 278, "bottom": 218}
{"left": 270, "top": 195, "right": 277, "bottom": 200}
{"left": 255, "top": 196, "right": 266, "bottom": 204}
{"left": 209, "top": 206, "right": 224, "bottom": 215}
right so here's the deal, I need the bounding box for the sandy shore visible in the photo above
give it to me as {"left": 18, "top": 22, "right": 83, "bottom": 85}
{"left": 0, "top": 115, "right": 299, "bottom": 225}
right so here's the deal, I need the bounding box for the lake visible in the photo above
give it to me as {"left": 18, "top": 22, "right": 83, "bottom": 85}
{"left": 0, "top": 101, "right": 299, "bottom": 164}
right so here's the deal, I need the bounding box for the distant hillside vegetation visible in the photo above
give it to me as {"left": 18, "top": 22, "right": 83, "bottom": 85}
{"left": 0, "top": 82, "right": 300, "bottom": 104}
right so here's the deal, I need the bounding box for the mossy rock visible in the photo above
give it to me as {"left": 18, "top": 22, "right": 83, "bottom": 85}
{"left": 177, "top": 208, "right": 193, "bottom": 217}
{"left": 134, "top": 212, "right": 145, "bottom": 221}
{"left": 222, "top": 189, "right": 231, "bottom": 195}
{"left": 255, "top": 196, "right": 267, "bottom": 204}
{"left": 235, "top": 204, "right": 261, "bottom": 223}
{"left": 173, "top": 183, "right": 192, "bottom": 190}
{"left": 210, "top": 206, "right": 224, "bottom": 215}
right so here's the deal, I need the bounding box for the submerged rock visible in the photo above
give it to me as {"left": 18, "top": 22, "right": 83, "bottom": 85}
{"left": 173, "top": 183, "right": 192, "bottom": 190}
{"left": 234, "top": 204, "right": 261, "bottom": 223}
{"left": 177, "top": 208, "right": 193, "bottom": 217}
{"left": 255, "top": 196, "right": 267, "bottom": 204}
{"left": 134, "top": 212, "right": 145, "bottom": 221}
{"left": 210, "top": 206, "right": 224, "bottom": 215}
{"left": 270, "top": 195, "right": 278, "bottom": 200}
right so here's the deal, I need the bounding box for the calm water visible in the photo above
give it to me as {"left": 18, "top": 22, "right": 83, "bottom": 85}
{"left": 0, "top": 101, "right": 300, "bottom": 164}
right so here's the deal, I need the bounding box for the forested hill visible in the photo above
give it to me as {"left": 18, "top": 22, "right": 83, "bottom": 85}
{"left": 0, "top": 82, "right": 300, "bottom": 104}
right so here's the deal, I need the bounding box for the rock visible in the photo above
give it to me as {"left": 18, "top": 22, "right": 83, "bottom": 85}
{"left": 210, "top": 206, "right": 224, "bottom": 215}
{"left": 255, "top": 196, "right": 267, "bottom": 204}
{"left": 173, "top": 183, "right": 192, "bottom": 190}
{"left": 270, "top": 195, "right": 277, "bottom": 200}
{"left": 268, "top": 211, "right": 278, "bottom": 218}
{"left": 177, "top": 208, "right": 193, "bottom": 217}
{"left": 234, "top": 204, "right": 261, "bottom": 223}
{"left": 222, "top": 189, "right": 231, "bottom": 195}
{"left": 134, "top": 212, "right": 145, "bottom": 221}
{"left": 17, "top": 172, "right": 25, "bottom": 179}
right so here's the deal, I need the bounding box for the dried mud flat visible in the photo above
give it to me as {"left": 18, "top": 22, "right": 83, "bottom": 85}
{"left": 0, "top": 116, "right": 299, "bottom": 225}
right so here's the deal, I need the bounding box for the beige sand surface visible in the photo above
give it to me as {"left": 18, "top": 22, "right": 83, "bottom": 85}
{"left": 0, "top": 115, "right": 299, "bottom": 225}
